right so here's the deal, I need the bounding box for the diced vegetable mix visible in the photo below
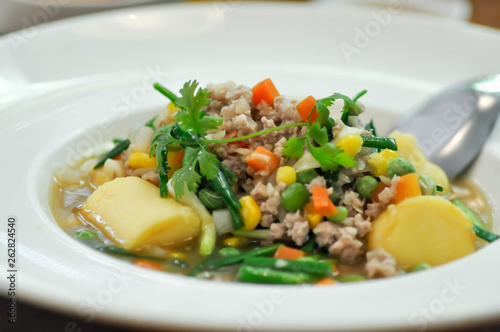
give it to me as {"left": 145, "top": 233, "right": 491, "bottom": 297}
{"left": 50, "top": 78, "right": 498, "bottom": 285}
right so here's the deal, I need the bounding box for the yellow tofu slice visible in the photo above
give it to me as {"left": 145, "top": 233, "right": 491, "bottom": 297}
{"left": 80, "top": 177, "right": 201, "bottom": 250}
{"left": 367, "top": 195, "right": 476, "bottom": 270}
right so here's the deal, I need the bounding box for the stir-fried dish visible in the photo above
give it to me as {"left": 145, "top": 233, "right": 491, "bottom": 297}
{"left": 51, "top": 79, "right": 498, "bottom": 284}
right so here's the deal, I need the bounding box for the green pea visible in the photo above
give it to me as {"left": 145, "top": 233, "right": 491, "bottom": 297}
{"left": 296, "top": 169, "right": 318, "bottom": 185}
{"left": 219, "top": 247, "right": 241, "bottom": 257}
{"left": 386, "top": 157, "right": 416, "bottom": 178}
{"left": 355, "top": 176, "right": 379, "bottom": 199}
{"left": 412, "top": 263, "right": 432, "bottom": 272}
{"left": 418, "top": 174, "right": 436, "bottom": 195}
{"left": 327, "top": 206, "right": 348, "bottom": 223}
{"left": 281, "top": 183, "right": 310, "bottom": 212}
{"left": 198, "top": 188, "right": 225, "bottom": 210}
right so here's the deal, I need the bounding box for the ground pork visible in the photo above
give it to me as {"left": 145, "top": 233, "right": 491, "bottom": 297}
{"left": 365, "top": 248, "right": 398, "bottom": 278}
{"left": 343, "top": 213, "right": 372, "bottom": 237}
{"left": 221, "top": 154, "right": 247, "bottom": 180}
{"left": 313, "top": 223, "right": 363, "bottom": 263}
{"left": 282, "top": 211, "right": 309, "bottom": 246}
{"left": 270, "top": 211, "right": 309, "bottom": 246}
{"left": 365, "top": 176, "right": 400, "bottom": 219}
{"left": 340, "top": 189, "right": 365, "bottom": 216}
{"left": 305, "top": 176, "right": 327, "bottom": 192}
{"left": 250, "top": 182, "right": 286, "bottom": 227}
{"left": 328, "top": 226, "right": 363, "bottom": 263}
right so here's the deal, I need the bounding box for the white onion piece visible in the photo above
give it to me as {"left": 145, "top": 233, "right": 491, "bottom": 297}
{"left": 212, "top": 209, "right": 234, "bottom": 236}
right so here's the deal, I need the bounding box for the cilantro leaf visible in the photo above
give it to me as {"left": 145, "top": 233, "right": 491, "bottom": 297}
{"left": 308, "top": 122, "right": 329, "bottom": 146}
{"left": 171, "top": 147, "right": 202, "bottom": 200}
{"left": 150, "top": 124, "right": 177, "bottom": 197}
{"left": 307, "top": 140, "right": 356, "bottom": 170}
{"left": 197, "top": 149, "right": 220, "bottom": 181}
{"left": 283, "top": 137, "right": 306, "bottom": 160}
{"left": 174, "top": 80, "right": 213, "bottom": 136}
{"left": 314, "top": 98, "right": 334, "bottom": 125}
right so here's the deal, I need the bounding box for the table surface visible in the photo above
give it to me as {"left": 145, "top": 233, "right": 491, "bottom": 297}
{"left": 1, "top": 1, "right": 499, "bottom": 331}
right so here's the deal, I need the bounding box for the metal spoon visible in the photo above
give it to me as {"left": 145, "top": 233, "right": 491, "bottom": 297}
{"left": 392, "top": 74, "right": 500, "bottom": 179}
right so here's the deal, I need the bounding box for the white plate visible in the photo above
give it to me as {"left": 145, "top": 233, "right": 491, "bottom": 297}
{"left": 1, "top": 2, "right": 500, "bottom": 331}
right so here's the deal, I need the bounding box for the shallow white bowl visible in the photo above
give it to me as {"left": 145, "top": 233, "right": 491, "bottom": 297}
{"left": 1, "top": 2, "right": 500, "bottom": 331}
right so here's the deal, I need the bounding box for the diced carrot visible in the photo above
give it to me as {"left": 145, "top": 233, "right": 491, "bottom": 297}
{"left": 312, "top": 186, "right": 338, "bottom": 217}
{"left": 274, "top": 246, "right": 306, "bottom": 260}
{"left": 172, "top": 149, "right": 185, "bottom": 164}
{"left": 315, "top": 278, "right": 335, "bottom": 285}
{"left": 113, "top": 154, "right": 122, "bottom": 161}
{"left": 393, "top": 173, "right": 422, "bottom": 204}
{"left": 226, "top": 131, "right": 250, "bottom": 150}
{"left": 297, "top": 95, "right": 319, "bottom": 123}
{"left": 246, "top": 146, "right": 280, "bottom": 173}
{"left": 251, "top": 78, "right": 280, "bottom": 106}
{"left": 133, "top": 259, "right": 162, "bottom": 270}
{"left": 370, "top": 182, "right": 389, "bottom": 202}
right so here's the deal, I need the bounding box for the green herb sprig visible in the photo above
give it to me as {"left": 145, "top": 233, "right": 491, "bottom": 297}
{"left": 282, "top": 93, "right": 366, "bottom": 170}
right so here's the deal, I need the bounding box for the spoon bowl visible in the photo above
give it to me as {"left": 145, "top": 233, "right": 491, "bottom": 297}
{"left": 393, "top": 74, "right": 500, "bottom": 178}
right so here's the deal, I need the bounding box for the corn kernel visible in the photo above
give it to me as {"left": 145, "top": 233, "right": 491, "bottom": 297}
{"left": 368, "top": 149, "right": 399, "bottom": 177}
{"left": 305, "top": 202, "right": 323, "bottom": 229}
{"left": 166, "top": 149, "right": 183, "bottom": 179}
{"left": 128, "top": 151, "right": 157, "bottom": 169}
{"left": 239, "top": 196, "right": 261, "bottom": 231}
{"left": 276, "top": 166, "right": 297, "bottom": 185}
{"left": 167, "top": 102, "right": 181, "bottom": 114}
{"left": 223, "top": 237, "right": 243, "bottom": 248}
{"left": 335, "top": 135, "right": 363, "bottom": 157}
{"left": 168, "top": 252, "right": 187, "bottom": 260}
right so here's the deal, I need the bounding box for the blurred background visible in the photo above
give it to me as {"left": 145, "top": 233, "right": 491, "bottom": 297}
{"left": 0, "top": 0, "right": 499, "bottom": 35}
{"left": 0, "top": 0, "right": 499, "bottom": 331}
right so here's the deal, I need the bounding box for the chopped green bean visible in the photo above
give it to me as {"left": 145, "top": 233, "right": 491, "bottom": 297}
{"left": 473, "top": 225, "right": 500, "bottom": 243}
{"left": 336, "top": 274, "right": 366, "bottom": 282}
{"left": 451, "top": 200, "right": 485, "bottom": 230}
{"left": 94, "top": 139, "right": 131, "bottom": 169}
{"left": 244, "top": 257, "right": 333, "bottom": 277}
{"left": 361, "top": 136, "right": 397, "bottom": 151}
{"left": 238, "top": 265, "right": 318, "bottom": 284}
{"left": 207, "top": 244, "right": 283, "bottom": 269}
{"left": 232, "top": 229, "right": 271, "bottom": 240}
{"left": 189, "top": 250, "right": 218, "bottom": 276}
{"left": 94, "top": 246, "right": 164, "bottom": 261}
